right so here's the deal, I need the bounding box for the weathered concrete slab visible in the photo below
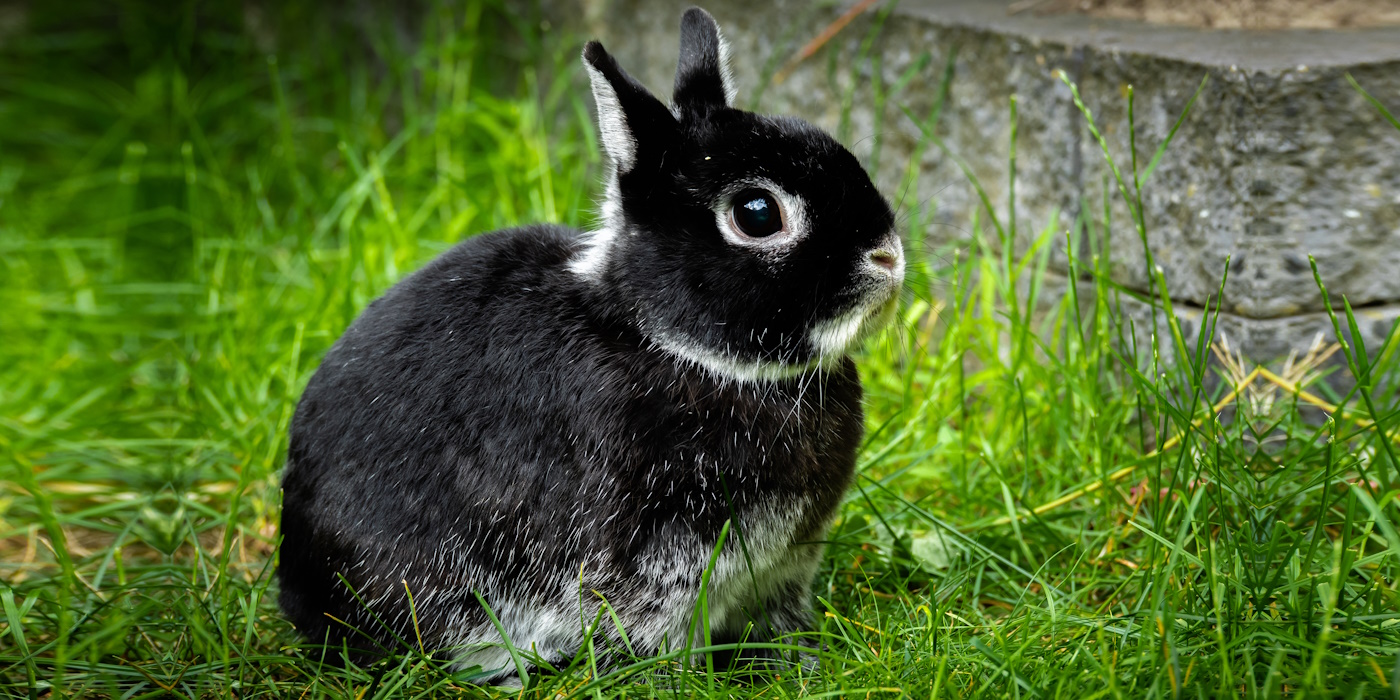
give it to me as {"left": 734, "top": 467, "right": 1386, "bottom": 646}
{"left": 563, "top": 0, "right": 1400, "bottom": 361}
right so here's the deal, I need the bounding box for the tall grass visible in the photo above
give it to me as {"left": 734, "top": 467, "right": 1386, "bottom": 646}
{"left": 1, "top": 1, "right": 1397, "bottom": 697}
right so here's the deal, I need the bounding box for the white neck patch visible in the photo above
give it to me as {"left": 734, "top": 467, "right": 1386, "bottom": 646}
{"left": 649, "top": 329, "right": 827, "bottom": 384}
{"left": 570, "top": 174, "right": 625, "bottom": 279}
{"left": 569, "top": 227, "right": 619, "bottom": 278}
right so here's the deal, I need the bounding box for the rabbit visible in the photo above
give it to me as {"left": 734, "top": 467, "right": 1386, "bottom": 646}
{"left": 277, "top": 6, "right": 904, "bottom": 680}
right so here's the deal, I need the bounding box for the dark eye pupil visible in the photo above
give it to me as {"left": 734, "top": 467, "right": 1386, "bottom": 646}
{"left": 731, "top": 190, "right": 782, "bottom": 238}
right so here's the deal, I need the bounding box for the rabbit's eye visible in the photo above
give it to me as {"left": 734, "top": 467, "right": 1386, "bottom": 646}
{"left": 729, "top": 190, "right": 783, "bottom": 238}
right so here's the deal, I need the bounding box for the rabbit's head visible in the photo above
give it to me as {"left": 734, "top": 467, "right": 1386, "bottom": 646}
{"left": 575, "top": 7, "right": 903, "bottom": 382}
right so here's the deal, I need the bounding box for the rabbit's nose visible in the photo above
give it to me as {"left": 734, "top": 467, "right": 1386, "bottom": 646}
{"left": 869, "top": 249, "right": 898, "bottom": 271}
{"left": 868, "top": 237, "right": 903, "bottom": 271}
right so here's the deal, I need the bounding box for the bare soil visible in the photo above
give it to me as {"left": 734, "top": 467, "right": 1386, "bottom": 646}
{"left": 1017, "top": 0, "right": 1400, "bottom": 29}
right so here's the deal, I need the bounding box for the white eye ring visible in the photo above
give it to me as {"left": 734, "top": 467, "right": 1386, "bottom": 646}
{"left": 713, "top": 179, "right": 809, "bottom": 254}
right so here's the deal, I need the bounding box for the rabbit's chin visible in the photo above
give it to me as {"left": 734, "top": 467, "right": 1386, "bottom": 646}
{"left": 809, "top": 292, "right": 900, "bottom": 360}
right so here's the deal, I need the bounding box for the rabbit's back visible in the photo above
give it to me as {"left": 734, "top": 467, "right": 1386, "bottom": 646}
{"left": 281, "top": 225, "right": 616, "bottom": 645}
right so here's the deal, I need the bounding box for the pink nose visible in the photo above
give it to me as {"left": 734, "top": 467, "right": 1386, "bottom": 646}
{"left": 869, "top": 249, "right": 897, "bottom": 271}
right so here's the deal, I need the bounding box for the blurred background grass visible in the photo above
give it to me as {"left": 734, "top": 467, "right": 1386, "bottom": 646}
{"left": 1, "top": 0, "right": 1399, "bottom": 697}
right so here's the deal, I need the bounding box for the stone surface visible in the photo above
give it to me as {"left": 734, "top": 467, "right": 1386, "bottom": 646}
{"left": 559, "top": 0, "right": 1400, "bottom": 361}
{"left": 1042, "top": 0, "right": 1400, "bottom": 30}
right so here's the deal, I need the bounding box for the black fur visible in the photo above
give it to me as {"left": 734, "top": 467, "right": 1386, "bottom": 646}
{"left": 278, "top": 6, "right": 900, "bottom": 676}
{"left": 673, "top": 8, "right": 729, "bottom": 110}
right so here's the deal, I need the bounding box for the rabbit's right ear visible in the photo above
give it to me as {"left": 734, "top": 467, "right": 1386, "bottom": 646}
{"left": 582, "top": 41, "right": 676, "bottom": 175}
{"left": 672, "top": 8, "right": 735, "bottom": 113}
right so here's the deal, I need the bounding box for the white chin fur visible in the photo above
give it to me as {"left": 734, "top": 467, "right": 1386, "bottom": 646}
{"left": 650, "top": 330, "right": 826, "bottom": 384}
{"left": 809, "top": 294, "right": 899, "bottom": 359}
{"left": 809, "top": 305, "right": 869, "bottom": 358}
{"left": 810, "top": 233, "right": 904, "bottom": 356}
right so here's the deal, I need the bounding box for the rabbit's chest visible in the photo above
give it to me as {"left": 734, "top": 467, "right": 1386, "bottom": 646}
{"left": 639, "top": 378, "right": 861, "bottom": 506}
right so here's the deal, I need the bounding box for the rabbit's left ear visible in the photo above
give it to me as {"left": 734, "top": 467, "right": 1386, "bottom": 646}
{"left": 672, "top": 7, "right": 735, "bottom": 113}
{"left": 583, "top": 41, "right": 676, "bottom": 175}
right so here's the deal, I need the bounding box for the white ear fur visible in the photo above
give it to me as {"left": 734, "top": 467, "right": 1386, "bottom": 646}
{"left": 585, "top": 63, "right": 637, "bottom": 173}
{"left": 715, "top": 25, "right": 737, "bottom": 107}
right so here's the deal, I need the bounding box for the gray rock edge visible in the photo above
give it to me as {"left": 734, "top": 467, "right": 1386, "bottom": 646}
{"left": 892, "top": 0, "right": 1400, "bottom": 71}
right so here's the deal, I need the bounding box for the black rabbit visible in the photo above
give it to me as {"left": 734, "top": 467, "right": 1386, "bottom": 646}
{"left": 278, "top": 6, "right": 904, "bottom": 679}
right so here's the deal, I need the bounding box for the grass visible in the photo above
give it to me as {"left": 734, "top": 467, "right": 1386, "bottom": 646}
{"left": 2, "top": 0, "right": 1399, "bottom": 697}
